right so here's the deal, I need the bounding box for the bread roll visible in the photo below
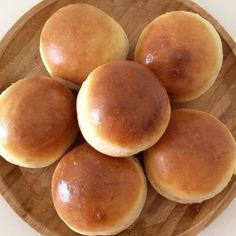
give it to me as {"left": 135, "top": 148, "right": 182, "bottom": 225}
{"left": 77, "top": 61, "right": 170, "bottom": 157}
{"left": 51, "top": 143, "right": 147, "bottom": 235}
{"left": 0, "top": 77, "right": 78, "bottom": 168}
{"left": 135, "top": 11, "right": 223, "bottom": 102}
{"left": 144, "top": 109, "right": 236, "bottom": 203}
{"left": 40, "top": 4, "right": 129, "bottom": 90}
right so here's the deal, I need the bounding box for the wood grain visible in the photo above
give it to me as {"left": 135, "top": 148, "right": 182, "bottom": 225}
{"left": 0, "top": 0, "right": 236, "bottom": 236}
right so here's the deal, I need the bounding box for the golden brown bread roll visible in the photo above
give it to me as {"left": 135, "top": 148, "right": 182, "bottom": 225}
{"left": 51, "top": 143, "right": 147, "bottom": 235}
{"left": 77, "top": 61, "right": 171, "bottom": 157}
{"left": 40, "top": 4, "right": 129, "bottom": 90}
{"left": 135, "top": 11, "right": 223, "bottom": 102}
{"left": 144, "top": 109, "right": 236, "bottom": 203}
{"left": 0, "top": 77, "right": 78, "bottom": 168}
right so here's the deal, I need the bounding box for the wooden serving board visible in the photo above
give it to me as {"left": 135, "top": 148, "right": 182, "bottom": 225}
{"left": 0, "top": 0, "right": 236, "bottom": 235}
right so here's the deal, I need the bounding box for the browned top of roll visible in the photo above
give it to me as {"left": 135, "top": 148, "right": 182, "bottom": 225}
{"left": 135, "top": 11, "right": 222, "bottom": 102}
{"left": 145, "top": 109, "right": 236, "bottom": 199}
{"left": 84, "top": 61, "right": 170, "bottom": 147}
{"left": 52, "top": 144, "right": 145, "bottom": 233}
{"left": 0, "top": 77, "right": 77, "bottom": 166}
{"left": 40, "top": 4, "right": 128, "bottom": 84}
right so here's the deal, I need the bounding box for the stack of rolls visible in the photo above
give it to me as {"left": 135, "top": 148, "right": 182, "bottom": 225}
{"left": 0, "top": 3, "right": 235, "bottom": 236}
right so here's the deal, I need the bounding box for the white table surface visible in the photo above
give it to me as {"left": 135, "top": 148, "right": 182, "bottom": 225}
{"left": 0, "top": 0, "right": 236, "bottom": 235}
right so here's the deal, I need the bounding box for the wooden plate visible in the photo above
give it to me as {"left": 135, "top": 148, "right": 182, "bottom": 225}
{"left": 0, "top": 0, "right": 236, "bottom": 235}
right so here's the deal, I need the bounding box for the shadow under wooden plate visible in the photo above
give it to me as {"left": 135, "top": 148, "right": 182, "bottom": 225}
{"left": 0, "top": 0, "right": 236, "bottom": 235}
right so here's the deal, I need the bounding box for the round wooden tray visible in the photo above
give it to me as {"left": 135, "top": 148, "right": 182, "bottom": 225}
{"left": 0, "top": 0, "right": 236, "bottom": 235}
